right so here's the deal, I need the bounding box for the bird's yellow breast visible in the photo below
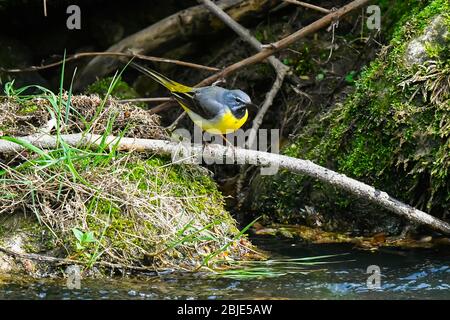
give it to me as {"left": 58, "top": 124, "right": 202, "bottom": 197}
{"left": 188, "top": 109, "right": 248, "bottom": 134}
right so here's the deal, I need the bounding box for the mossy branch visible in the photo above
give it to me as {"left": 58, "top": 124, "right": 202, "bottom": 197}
{"left": 1, "top": 133, "right": 450, "bottom": 235}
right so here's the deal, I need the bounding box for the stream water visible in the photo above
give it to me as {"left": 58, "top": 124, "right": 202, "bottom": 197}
{"left": 1, "top": 236, "right": 449, "bottom": 300}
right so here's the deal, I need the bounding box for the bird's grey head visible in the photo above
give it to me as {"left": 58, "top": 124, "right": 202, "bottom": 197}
{"left": 223, "top": 90, "right": 253, "bottom": 119}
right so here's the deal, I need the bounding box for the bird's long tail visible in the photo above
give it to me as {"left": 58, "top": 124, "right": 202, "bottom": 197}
{"left": 130, "top": 62, "right": 193, "bottom": 93}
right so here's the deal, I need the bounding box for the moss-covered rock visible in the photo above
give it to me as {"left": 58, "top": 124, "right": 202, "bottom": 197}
{"left": 0, "top": 92, "right": 256, "bottom": 276}
{"left": 0, "top": 153, "right": 249, "bottom": 275}
{"left": 248, "top": 0, "right": 450, "bottom": 235}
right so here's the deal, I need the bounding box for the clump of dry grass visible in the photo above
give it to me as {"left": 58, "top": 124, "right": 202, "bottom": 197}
{"left": 0, "top": 97, "right": 49, "bottom": 137}
{"left": 0, "top": 94, "right": 165, "bottom": 139}
{"left": 399, "top": 59, "right": 450, "bottom": 107}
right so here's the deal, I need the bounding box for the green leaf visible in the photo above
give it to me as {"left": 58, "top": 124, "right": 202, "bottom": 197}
{"left": 316, "top": 73, "right": 325, "bottom": 81}
{"left": 83, "top": 231, "right": 96, "bottom": 243}
{"left": 345, "top": 70, "right": 357, "bottom": 84}
{"left": 72, "top": 228, "right": 84, "bottom": 242}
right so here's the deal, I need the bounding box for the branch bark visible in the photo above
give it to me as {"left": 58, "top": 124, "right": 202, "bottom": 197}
{"left": 283, "top": 0, "right": 331, "bottom": 14}
{"left": 1, "top": 133, "right": 450, "bottom": 235}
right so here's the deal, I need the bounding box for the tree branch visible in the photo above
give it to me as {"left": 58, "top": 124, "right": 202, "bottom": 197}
{"left": 198, "top": 0, "right": 370, "bottom": 87}
{"left": 0, "top": 51, "right": 219, "bottom": 73}
{"left": 1, "top": 133, "right": 450, "bottom": 235}
{"left": 283, "top": 0, "right": 331, "bottom": 14}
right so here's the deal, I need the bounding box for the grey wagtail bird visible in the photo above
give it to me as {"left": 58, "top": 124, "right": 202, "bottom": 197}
{"left": 131, "top": 62, "right": 257, "bottom": 135}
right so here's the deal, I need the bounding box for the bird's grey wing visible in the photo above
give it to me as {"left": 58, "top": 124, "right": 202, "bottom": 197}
{"left": 172, "top": 87, "right": 225, "bottom": 120}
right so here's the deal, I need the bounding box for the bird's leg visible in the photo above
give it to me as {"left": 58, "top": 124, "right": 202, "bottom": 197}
{"left": 221, "top": 134, "right": 234, "bottom": 149}
{"left": 221, "top": 134, "right": 237, "bottom": 163}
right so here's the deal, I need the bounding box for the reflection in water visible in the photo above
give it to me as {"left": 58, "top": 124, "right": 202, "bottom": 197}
{"left": 1, "top": 236, "right": 449, "bottom": 299}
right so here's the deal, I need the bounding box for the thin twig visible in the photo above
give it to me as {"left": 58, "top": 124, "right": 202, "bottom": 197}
{"left": 166, "top": 111, "right": 188, "bottom": 131}
{"left": 117, "top": 97, "right": 174, "bottom": 104}
{"left": 247, "top": 68, "right": 288, "bottom": 147}
{"left": 283, "top": 0, "right": 331, "bottom": 14}
{"left": 0, "top": 52, "right": 219, "bottom": 73}
{"left": 149, "top": 101, "right": 179, "bottom": 115}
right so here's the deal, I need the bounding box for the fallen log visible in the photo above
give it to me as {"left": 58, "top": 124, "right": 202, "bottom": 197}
{"left": 1, "top": 133, "right": 450, "bottom": 235}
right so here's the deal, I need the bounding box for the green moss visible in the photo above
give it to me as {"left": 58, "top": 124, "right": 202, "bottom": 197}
{"left": 55, "top": 153, "right": 239, "bottom": 266}
{"left": 18, "top": 103, "right": 39, "bottom": 114}
{"left": 86, "top": 76, "right": 140, "bottom": 100}
{"left": 252, "top": 0, "right": 450, "bottom": 232}
{"left": 0, "top": 214, "right": 58, "bottom": 254}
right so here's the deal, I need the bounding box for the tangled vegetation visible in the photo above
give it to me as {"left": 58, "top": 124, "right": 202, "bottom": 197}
{"left": 0, "top": 77, "right": 256, "bottom": 274}
{"left": 250, "top": 0, "right": 450, "bottom": 233}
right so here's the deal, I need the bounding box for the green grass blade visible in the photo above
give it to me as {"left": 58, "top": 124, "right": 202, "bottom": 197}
{"left": 202, "top": 217, "right": 261, "bottom": 267}
{"left": 65, "top": 67, "right": 77, "bottom": 126}
{"left": 0, "top": 136, "right": 52, "bottom": 160}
